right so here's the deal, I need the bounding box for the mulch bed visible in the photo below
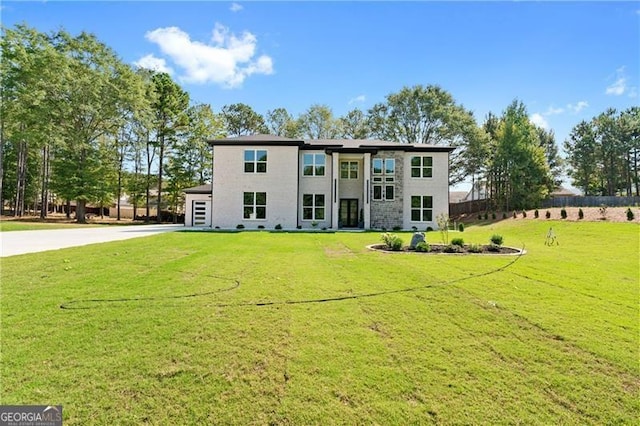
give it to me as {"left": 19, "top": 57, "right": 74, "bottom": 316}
{"left": 369, "top": 244, "right": 522, "bottom": 255}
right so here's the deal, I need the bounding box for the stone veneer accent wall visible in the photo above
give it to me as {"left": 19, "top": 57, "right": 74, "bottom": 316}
{"left": 370, "top": 151, "right": 404, "bottom": 229}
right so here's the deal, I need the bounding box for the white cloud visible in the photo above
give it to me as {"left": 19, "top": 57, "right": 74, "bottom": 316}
{"left": 142, "top": 24, "right": 273, "bottom": 88}
{"left": 348, "top": 95, "right": 366, "bottom": 104}
{"left": 566, "top": 101, "right": 589, "bottom": 114}
{"left": 230, "top": 2, "right": 243, "bottom": 12}
{"left": 133, "top": 54, "right": 174, "bottom": 75}
{"left": 544, "top": 106, "right": 564, "bottom": 115}
{"left": 605, "top": 67, "right": 628, "bottom": 96}
{"left": 530, "top": 113, "right": 549, "bottom": 129}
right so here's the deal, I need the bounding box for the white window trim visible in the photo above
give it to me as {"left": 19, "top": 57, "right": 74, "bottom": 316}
{"left": 302, "top": 194, "right": 326, "bottom": 221}
{"left": 243, "top": 192, "right": 267, "bottom": 220}
{"left": 244, "top": 149, "right": 267, "bottom": 174}
{"left": 303, "top": 153, "right": 326, "bottom": 177}
{"left": 410, "top": 156, "right": 433, "bottom": 179}
{"left": 410, "top": 195, "right": 433, "bottom": 222}
{"left": 340, "top": 161, "right": 359, "bottom": 180}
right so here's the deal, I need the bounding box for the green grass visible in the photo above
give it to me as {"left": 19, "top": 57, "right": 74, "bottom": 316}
{"left": 1, "top": 221, "right": 638, "bottom": 424}
{"left": 0, "top": 221, "right": 95, "bottom": 232}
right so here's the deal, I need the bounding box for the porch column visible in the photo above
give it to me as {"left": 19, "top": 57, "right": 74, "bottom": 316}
{"left": 331, "top": 153, "right": 340, "bottom": 229}
{"left": 363, "top": 153, "right": 371, "bottom": 229}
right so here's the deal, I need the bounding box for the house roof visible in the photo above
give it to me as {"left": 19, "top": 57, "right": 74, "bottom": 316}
{"left": 550, "top": 186, "right": 577, "bottom": 197}
{"left": 184, "top": 184, "right": 212, "bottom": 194}
{"left": 209, "top": 134, "right": 454, "bottom": 152}
{"left": 449, "top": 191, "right": 468, "bottom": 203}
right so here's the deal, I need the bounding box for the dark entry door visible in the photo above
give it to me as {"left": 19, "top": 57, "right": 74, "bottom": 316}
{"left": 340, "top": 199, "right": 359, "bottom": 228}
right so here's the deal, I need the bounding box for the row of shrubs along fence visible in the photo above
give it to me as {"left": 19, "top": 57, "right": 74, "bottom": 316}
{"left": 451, "top": 196, "right": 640, "bottom": 215}
{"left": 540, "top": 196, "right": 640, "bottom": 208}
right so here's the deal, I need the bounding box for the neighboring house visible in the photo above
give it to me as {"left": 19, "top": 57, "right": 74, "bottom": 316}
{"left": 184, "top": 134, "right": 454, "bottom": 230}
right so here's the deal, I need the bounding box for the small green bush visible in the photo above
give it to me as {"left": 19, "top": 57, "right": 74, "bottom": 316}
{"left": 258, "top": 225, "right": 265, "bottom": 230}
{"left": 599, "top": 204, "right": 608, "bottom": 220}
{"left": 560, "top": 208, "right": 567, "bottom": 219}
{"left": 492, "top": 212, "right": 496, "bottom": 220}
{"left": 443, "top": 244, "right": 462, "bottom": 253}
{"left": 451, "top": 237, "right": 464, "bottom": 247}
{"left": 392, "top": 225, "right": 402, "bottom": 231}
{"left": 275, "top": 224, "right": 282, "bottom": 230}
{"left": 236, "top": 224, "right": 245, "bottom": 229}
{"left": 490, "top": 234, "right": 504, "bottom": 246}
{"left": 522, "top": 210, "right": 527, "bottom": 218}
{"left": 477, "top": 214, "right": 482, "bottom": 220}
{"left": 415, "top": 241, "right": 430, "bottom": 252}
{"left": 513, "top": 211, "right": 517, "bottom": 219}
{"left": 468, "top": 243, "right": 482, "bottom": 253}
{"left": 534, "top": 209, "right": 539, "bottom": 218}
{"left": 578, "top": 208, "right": 584, "bottom": 220}
{"left": 381, "top": 233, "right": 403, "bottom": 251}
{"left": 483, "top": 213, "right": 488, "bottom": 220}
{"left": 626, "top": 208, "right": 634, "bottom": 221}
{"left": 458, "top": 223, "right": 464, "bottom": 232}
{"left": 502, "top": 212, "right": 507, "bottom": 219}
{"left": 545, "top": 210, "right": 551, "bottom": 219}
{"left": 412, "top": 226, "right": 418, "bottom": 231}
{"left": 426, "top": 226, "right": 434, "bottom": 232}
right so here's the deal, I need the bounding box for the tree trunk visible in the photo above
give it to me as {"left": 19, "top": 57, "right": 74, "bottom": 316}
{"left": 66, "top": 199, "right": 71, "bottom": 219}
{"left": 15, "top": 140, "right": 27, "bottom": 217}
{"left": 0, "top": 119, "right": 4, "bottom": 215}
{"left": 156, "top": 135, "right": 164, "bottom": 224}
{"left": 76, "top": 199, "right": 86, "bottom": 224}
{"left": 40, "top": 144, "right": 50, "bottom": 219}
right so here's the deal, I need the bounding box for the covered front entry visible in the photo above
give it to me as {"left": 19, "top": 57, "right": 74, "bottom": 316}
{"left": 340, "top": 199, "right": 359, "bottom": 228}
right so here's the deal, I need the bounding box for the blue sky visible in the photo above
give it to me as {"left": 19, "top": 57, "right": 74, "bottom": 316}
{"left": 2, "top": 1, "right": 638, "bottom": 189}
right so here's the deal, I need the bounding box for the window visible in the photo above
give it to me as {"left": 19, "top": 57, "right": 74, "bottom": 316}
{"left": 411, "top": 196, "right": 433, "bottom": 222}
{"left": 340, "top": 161, "right": 358, "bottom": 179}
{"left": 243, "top": 192, "right": 266, "bottom": 219}
{"left": 303, "top": 153, "right": 325, "bottom": 176}
{"left": 244, "top": 150, "right": 267, "bottom": 173}
{"left": 372, "top": 158, "right": 395, "bottom": 201}
{"left": 411, "top": 156, "right": 433, "bottom": 178}
{"left": 373, "top": 185, "right": 395, "bottom": 201}
{"left": 303, "top": 194, "right": 325, "bottom": 221}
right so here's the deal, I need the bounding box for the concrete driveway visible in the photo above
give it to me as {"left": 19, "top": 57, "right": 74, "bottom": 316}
{"left": 0, "top": 224, "right": 184, "bottom": 257}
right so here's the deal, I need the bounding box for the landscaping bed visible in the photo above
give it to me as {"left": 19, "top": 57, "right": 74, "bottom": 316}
{"left": 369, "top": 243, "right": 522, "bottom": 255}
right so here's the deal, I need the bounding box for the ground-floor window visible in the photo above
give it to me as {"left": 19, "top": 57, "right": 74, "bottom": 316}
{"left": 373, "top": 184, "right": 394, "bottom": 201}
{"left": 303, "top": 194, "right": 325, "bottom": 220}
{"left": 243, "top": 192, "right": 266, "bottom": 219}
{"left": 411, "top": 195, "right": 433, "bottom": 221}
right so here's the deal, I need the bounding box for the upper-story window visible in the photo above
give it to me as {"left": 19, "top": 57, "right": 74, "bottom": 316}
{"left": 303, "top": 154, "right": 326, "bottom": 176}
{"left": 340, "top": 161, "right": 358, "bottom": 179}
{"left": 411, "top": 156, "right": 432, "bottom": 178}
{"left": 372, "top": 158, "right": 395, "bottom": 201}
{"left": 244, "top": 150, "right": 267, "bottom": 173}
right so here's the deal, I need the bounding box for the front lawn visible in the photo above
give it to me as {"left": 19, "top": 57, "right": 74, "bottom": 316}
{"left": 0, "top": 221, "right": 637, "bottom": 424}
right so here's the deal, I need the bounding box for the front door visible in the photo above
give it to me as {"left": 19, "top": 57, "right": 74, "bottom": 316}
{"left": 340, "top": 199, "right": 359, "bottom": 228}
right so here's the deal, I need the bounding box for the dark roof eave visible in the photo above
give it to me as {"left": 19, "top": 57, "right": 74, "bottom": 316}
{"left": 208, "top": 140, "right": 304, "bottom": 147}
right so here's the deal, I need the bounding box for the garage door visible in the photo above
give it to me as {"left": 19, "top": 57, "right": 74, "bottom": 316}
{"left": 192, "top": 200, "right": 211, "bottom": 227}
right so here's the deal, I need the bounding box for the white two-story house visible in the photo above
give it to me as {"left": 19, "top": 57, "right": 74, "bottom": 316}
{"left": 184, "top": 134, "right": 453, "bottom": 230}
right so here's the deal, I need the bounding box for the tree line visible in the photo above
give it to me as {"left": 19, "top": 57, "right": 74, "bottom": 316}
{"left": 2, "top": 24, "right": 637, "bottom": 223}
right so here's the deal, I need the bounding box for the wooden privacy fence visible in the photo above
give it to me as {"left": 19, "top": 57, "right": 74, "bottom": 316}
{"left": 449, "top": 196, "right": 640, "bottom": 216}
{"left": 541, "top": 196, "right": 640, "bottom": 208}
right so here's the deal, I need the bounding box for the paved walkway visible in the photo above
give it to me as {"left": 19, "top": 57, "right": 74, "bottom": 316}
{"left": 0, "top": 224, "right": 184, "bottom": 257}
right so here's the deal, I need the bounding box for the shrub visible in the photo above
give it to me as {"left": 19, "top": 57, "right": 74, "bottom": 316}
{"left": 578, "top": 208, "right": 584, "bottom": 220}
{"left": 415, "top": 241, "right": 430, "bottom": 252}
{"left": 321, "top": 227, "right": 327, "bottom": 230}
{"left": 236, "top": 224, "right": 245, "bottom": 229}
{"left": 458, "top": 223, "right": 464, "bottom": 232}
{"left": 490, "top": 234, "right": 504, "bottom": 246}
{"left": 381, "top": 233, "right": 403, "bottom": 251}
{"left": 468, "top": 243, "right": 482, "bottom": 253}
{"left": 534, "top": 209, "right": 539, "bottom": 218}
{"left": 513, "top": 211, "right": 517, "bottom": 219}
{"left": 626, "top": 208, "right": 634, "bottom": 221}
{"left": 560, "top": 208, "right": 567, "bottom": 219}
{"left": 522, "top": 210, "right": 527, "bottom": 218}
{"left": 426, "top": 226, "right": 434, "bottom": 232}
{"left": 392, "top": 225, "right": 402, "bottom": 231}
{"left": 451, "top": 237, "right": 464, "bottom": 247}
{"left": 545, "top": 210, "right": 551, "bottom": 219}
{"left": 296, "top": 225, "right": 302, "bottom": 229}
{"left": 437, "top": 213, "right": 450, "bottom": 244}
{"left": 492, "top": 212, "right": 496, "bottom": 220}
{"left": 502, "top": 212, "right": 507, "bottom": 219}
{"left": 477, "top": 214, "right": 482, "bottom": 220}
{"left": 275, "top": 224, "right": 282, "bottom": 230}
{"left": 483, "top": 212, "right": 488, "bottom": 220}
{"left": 412, "top": 226, "right": 418, "bottom": 231}
{"left": 214, "top": 226, "right": 220, "bottom": 229}
{"left": 443, "top": 244, "right": 462, "bottom": 253}
{"left": 258, "top": 225, "right": 265, "bottom": 229}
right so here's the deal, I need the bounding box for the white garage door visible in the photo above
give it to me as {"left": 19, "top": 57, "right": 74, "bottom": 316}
{"left": 192, "top": 200, "right": 211, "bottom": 227}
